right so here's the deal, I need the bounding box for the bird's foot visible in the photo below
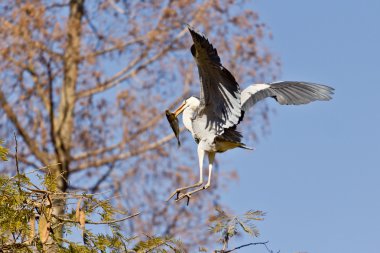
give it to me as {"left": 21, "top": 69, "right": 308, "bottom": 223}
{"left": 166, "top": 189, "right": 181, "bottom": 202}
{"left": 176, "top": 192, "right": 192, "bottom": 205}
{"left": 166, "top": 181, "right": 204, "bottom": 202}
{"left": 175, "top": 184, "right": 210, "bottom": 205}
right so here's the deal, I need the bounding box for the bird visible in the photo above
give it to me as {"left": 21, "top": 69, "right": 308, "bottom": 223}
{"left": 166, "top": 26, "right": 334, "bottom": 204}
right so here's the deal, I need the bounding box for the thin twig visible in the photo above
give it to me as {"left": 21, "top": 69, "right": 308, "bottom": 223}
{"left": 14, "top": 133, "right": 22, "bottom": 193}
{"left": 76, "top": 25, "right": 189, "bottom": 99}
{"left": 82, "top": 37, "right": 144, "bottom": 60}
{"left": 216, "top": 241, "right": 270, "bottom": 253}
{"left": 24, "top": 186, "right": 111, "bottom": 198}
{"left": 6, "top": 152, "right": 40, "bottom": 169}
{"left": 51, "top": 212, "right": 140, "bottom": 225}
{"left": 72, "top": 92, "right": 187, "bottom": 162}
{"left": 107, "top": 0, "right": 125, "bottom": 14}
{"left": 71, "top": 131, "right": 181, "bottom": 172}
{"left": 90, "top": 163, "right": 115, "bottom": 193}
{"left": 24, "top": 163, "right": 61, "bottom": 174}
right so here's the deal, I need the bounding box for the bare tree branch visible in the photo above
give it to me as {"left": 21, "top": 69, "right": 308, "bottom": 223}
{"left": 76, "top": 49, "right": 148, "bottom": 99}
{"left": 0, "top": 16, "right": 63, "bottom": 58}
{"left": 0, "top": 1, "right": 277, "bottom": 249}
{"left": 0, "top": 89, "right": 50, "bottom": 165}
{"left": 106, "top": 0, "right": 125, "bottom": 14}
{"left": 14, "top": 133, "right": 22, "bottom": 193}
{"left": 72, "top": 93, "right": 188, "bottom": 162}
{"left": 82, "top": 37, "right": 146, "bottom": 60}
{"left": 90, "top": 163, "right": 115, "bottom": 193}
{"left": 30, "top": 40, "right": 63, "bottom": 59}
{"left": 5, "top": 57, "right": 51, "bottom": 112}
{"left": 7, "top": 152, "right": 40, "bottom": 169}
{"left": 215, "top": 241, "right": 274, "bottom": 253}
{"left": 76, "top": 25, "right": 190, "bottom": 99}
{"left": 71, "top": 132, "right": 179, "bottom": 173}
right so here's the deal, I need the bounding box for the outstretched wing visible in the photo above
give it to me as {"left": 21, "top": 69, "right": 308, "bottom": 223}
{"left": 188, "top": 27, "right": 241, "bottom": 134}
{"left": 241, "top": 81, "right": 334, "bottom": 112}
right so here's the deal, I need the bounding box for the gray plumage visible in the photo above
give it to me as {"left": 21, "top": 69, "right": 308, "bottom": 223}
{"left": 188, "top": 27, "right": 241, "bottom": 135}
{"left": 241, "top": 81, "right": 334, "bottom": 112}
{"left": 166, "top": 27, "right": 334, "bottom": 203}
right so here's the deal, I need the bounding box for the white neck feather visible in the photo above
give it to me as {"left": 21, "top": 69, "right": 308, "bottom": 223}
{"left": 182, "top": 107, "right": 196, "bottom": 135}
{"left": 181, "top": 96, "right": 200, "bottom": 136}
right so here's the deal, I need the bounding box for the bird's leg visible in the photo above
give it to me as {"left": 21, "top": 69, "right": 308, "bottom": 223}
{"left": 177, "top": 152, "right": 215, "bottom": 204}
{"left": 204, "top": 151, "right": 215, "bottom": 188}
{"left": 166, "top": 145, "right": 205, "bottom": 201}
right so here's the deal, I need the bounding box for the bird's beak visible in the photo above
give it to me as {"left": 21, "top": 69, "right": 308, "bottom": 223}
{"left": 174, "top": 101, "right": 187, "bottom": 117}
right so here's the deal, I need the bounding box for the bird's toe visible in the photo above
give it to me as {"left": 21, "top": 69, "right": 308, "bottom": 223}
{"left": 176, "top": 192, "right": 191, "bottom": 204}
{"left": 166, "top": 189, "right": 181, "bottom": 202}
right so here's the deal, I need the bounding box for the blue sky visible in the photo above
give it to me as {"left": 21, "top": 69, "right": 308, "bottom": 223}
{"left": 221, "top": 0, "right": 380, "bottom": 252}
{"left": 3, "top": 1, "right": 378, "bottom": 252}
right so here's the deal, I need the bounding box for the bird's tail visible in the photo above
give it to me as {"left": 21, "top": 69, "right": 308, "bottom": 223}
{"left": 219, "top": 128, "right": 254, "bottom": 151}
{"left": 239, "top": 143, "right": 255, "bottom": 151}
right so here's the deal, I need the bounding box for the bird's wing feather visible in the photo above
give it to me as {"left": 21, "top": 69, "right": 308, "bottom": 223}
{"left": 241, "top": 81, "right": 334, "bottom": 112}
{"left": 188, "top": 27, "right": 241, "bottom": 134}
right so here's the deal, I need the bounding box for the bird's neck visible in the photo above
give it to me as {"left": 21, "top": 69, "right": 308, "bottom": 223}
{"left": 182, "top": 107, "right": 196, "bottom": 135}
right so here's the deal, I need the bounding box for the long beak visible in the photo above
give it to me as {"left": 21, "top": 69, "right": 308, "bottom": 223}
{"left": 174, "top": 101, "right": 187, "bottom": 117}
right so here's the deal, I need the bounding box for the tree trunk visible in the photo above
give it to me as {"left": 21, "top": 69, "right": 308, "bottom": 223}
{"left": 48, "top": 0, "right": 84, "bottom": 248}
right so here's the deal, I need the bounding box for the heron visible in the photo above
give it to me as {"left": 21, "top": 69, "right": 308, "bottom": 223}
{"left": 167, "top": 27, "right": 334, "bottom": 204}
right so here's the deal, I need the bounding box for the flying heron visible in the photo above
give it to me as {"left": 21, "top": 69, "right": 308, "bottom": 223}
{"left": 167, "top": 27, "right": 334, "bottom": 204}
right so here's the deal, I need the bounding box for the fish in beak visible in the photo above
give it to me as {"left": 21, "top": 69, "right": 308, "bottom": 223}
{"left": 165, "top": 101, "right": 188, "bottom": 147}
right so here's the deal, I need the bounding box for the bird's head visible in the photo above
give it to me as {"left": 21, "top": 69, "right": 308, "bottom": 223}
{"left": 174, "top": 96, "right": 200, "bottom": 117}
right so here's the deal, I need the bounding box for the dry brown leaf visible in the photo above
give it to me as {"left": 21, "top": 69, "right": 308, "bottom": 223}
{"left": 46, "top": 206, "right": 52, "bottom": 219}
{"left": 28, "top": 214, "right": 35, "bottom": 244}
{"left": 79, "top": 209, "right": 86, "bottom": 230}
{"left": 38, "top": 214, "right": 50, "bottom": 244}
{"left": 79, "top": 209, "right": 86, "bottom": 243}
{"left": 44, "top": 195, "right": 52, "bottom": 220}
{"left": 75, "top": 198, "right": 82, "bottom": 222}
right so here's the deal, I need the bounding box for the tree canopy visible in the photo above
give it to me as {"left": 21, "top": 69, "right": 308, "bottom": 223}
{"left": 0, "top": 0, "right": 278, "bottom": 251}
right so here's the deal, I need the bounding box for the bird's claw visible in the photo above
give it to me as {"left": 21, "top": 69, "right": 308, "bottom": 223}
{"left": 166, "top": 190, "right": 181, "bottom": 202}
{"left": 167, "top": 190, "right": 191, "bottom": 205}
{"left": 176, "top": 192, "right": 191, "bottom": 205}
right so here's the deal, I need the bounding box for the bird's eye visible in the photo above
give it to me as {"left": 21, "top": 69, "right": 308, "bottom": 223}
{"left": 190, "top": 45, "right": 196, "bottom": 57}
